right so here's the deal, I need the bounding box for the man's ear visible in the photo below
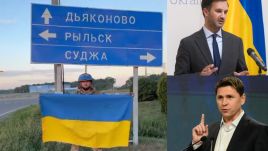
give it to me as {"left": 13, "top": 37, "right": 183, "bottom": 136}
{"left": 203, "top": 8, "right": 209, "bottom": 17}
{"left": 241, "top": 93, "right": 246, "bottom": 105}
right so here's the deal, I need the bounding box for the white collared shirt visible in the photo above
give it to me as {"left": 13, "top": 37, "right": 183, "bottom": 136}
{"left": 203, "top": 26, "right": 223, "bottom": 61}
{"left": 193, "top": 110, "right": 244, "bottom": 151}
{"left": 214, "top": 110, "right": 245, "bottom": 151}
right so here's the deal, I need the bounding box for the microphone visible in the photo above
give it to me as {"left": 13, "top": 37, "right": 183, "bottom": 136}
{"left": 247, "top": 48, "right": 267, "bottom": 71}
{"left": 210, "top": 137, "right": 214, "bottom": 151}
{"left": 181, "top": 136, "right": 207, "bottom": 151}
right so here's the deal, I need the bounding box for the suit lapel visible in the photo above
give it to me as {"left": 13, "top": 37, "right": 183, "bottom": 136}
{"left": 208, "top": 122, "right": 221, "bottom": 151}
{"left": 194, "top": 29, "right": 213, "bottom": 64}
{"left": 219, "top": 30, "right": 232, "bottom": 74}
{"left": 227, "top": 114, "right": 248, "bottom": 151}
{"left": 211, "top": 123, "right": 220, "bottom": 151}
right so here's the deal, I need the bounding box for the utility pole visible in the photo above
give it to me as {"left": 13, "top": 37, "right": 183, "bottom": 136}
{"left": 145, "top": 67, "right": 147, "bottom": 77}
{"left": 85, "top": 65, "right": 88, "bottom": 73}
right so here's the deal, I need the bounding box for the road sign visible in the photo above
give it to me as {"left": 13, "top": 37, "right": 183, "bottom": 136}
{"left": 31, "top": 4, "right": 162, "bottom": 66}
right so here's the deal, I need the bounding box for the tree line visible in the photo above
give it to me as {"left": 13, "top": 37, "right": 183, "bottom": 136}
{"left": 0, "top": 77, "right": 116, "bottom": 94}
{"left": 0, "top": 73, "right": 167, "bottom": 113}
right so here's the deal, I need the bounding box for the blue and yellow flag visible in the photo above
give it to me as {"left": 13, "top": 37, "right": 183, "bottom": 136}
{"left": 40, "top": 94, "right": 132, "bottom": 148}
{"left": 224, "top": 0, "right": 266, "bottom": 75}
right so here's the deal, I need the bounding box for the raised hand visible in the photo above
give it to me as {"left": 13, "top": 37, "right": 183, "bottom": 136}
{"left": 192, "top": 114, "right": 209, "bottom": 143}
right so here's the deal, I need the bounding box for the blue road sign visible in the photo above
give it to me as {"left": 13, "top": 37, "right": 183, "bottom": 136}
{"left": 31, "top": 4, "right": 162, "bottom": 66}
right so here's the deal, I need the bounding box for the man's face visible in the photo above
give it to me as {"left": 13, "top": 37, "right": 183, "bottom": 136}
{"left": 203, "top": 1, "right": 228, "bottom": 30}
{"left": 216, "top": 86, "right": 245, "bottom": 122}
{"left": 80, "top": 81, "right": 92, "bottom": 89}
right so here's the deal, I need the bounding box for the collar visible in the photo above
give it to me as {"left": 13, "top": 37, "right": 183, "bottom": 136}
{"left": 203, "top": 26, "right": 222, "bottom": 38}
{"left": 220, "top": 110, "right": 245, "bottom": 128}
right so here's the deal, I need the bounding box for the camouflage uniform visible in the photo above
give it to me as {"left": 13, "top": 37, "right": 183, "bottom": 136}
{"left": 76, "top": 86, "right": 96, "bottom": 94}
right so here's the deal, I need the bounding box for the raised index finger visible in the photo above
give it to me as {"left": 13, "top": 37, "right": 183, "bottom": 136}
{"left": 200, "top": 114, "right": 205, "bottom": 124}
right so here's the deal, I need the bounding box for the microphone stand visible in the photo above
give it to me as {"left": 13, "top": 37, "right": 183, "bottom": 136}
{"left": 210, "top": 138, "right": 214, "bottom": 151}
{"left": 257, "top": 66, "right": 267, "bottom": 76}
{"left": 258, "top": 66, "right": 262, "bottom": 75}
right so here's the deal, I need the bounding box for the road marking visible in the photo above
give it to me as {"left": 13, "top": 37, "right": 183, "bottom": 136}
{"left": 0, "top": 105, "right": 32, "bottom": 119}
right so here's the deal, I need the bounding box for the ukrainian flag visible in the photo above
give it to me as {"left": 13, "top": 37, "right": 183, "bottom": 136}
{"left": 224, "top": 0, "right": 266, "bottom": 75}
{"left": 40, "top": 94, "right": 132, "bottom": 148}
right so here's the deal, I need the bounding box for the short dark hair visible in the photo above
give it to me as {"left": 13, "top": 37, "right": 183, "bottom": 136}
{"left": 201, "top": 0, "right": 227, "bottom": 9}
{"left": 215, "top": 76, "right": 244, "bottom": 96}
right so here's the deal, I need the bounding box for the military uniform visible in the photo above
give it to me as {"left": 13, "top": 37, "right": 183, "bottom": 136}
{"left": 76, "top": 86, "right": 96, "bottom": 94}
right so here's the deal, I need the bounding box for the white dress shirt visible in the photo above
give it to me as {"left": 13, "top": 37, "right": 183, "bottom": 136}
{"left": 214, "top": 110, "right": 245, "bottom": 151}
{"left": 203, "top": 26, "right": 223, "bottom": 61}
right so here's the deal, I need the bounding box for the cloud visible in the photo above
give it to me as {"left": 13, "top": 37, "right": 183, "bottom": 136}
{"left": 0, "top": 19, "right": 17, "bottom": 25}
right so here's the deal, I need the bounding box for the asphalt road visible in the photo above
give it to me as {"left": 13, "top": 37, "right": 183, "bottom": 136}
{"left": 0, "top": 97, "right": 38, "bottom": 119}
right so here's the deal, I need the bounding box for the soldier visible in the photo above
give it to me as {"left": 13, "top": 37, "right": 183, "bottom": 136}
{"left": 76, "top": 73, "right": 96, "bottom": 95}
{"left": 70, "top": 73, "right": 101, "bottom": 151}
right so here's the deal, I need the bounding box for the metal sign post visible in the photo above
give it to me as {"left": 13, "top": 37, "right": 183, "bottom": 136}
{"left": 54, "top": 64, "right": 63, "bottom": 92}
{"left": 51, "top": 0, "right": 63, "bottom": 93}
{"left": 133, "top": 66, "right": 139, "bottom": 145}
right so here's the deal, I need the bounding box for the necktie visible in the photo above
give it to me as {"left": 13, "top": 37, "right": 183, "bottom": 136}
{"left": 212, "top": 34, "right": 221, "bottom": 69}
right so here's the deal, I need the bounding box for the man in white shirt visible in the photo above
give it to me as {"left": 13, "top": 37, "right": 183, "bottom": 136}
{"left": 174, "top": 0, "right": 248, "bottom": 76}
{"left": 190, "top": 76, "right": 268, "bottom": 151}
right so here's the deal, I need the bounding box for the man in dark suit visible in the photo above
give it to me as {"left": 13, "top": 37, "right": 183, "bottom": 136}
{"left": 190, "top": 76, "right": 268, "bottom": 151}
{"left": 174, "top": 0, "right": 248, "bottom": 76}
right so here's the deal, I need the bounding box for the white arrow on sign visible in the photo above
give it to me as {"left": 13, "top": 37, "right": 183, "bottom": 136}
{"left": 41, "top": 8, "right": 52, "bottom": 24}
{"left": 39, "top": 30, "right": 56, "bottom": 41}
{"left": 140, "top": 52, "right": 156, "bottom": 63}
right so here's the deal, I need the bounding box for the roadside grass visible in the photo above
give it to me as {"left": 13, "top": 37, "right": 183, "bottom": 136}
{"left": 0, "top": 100, "right": 166, "bottom": 151}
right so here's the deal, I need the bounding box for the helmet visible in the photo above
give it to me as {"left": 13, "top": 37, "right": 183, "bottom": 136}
{"left": 78, "top": 73, "right": 93, "bottom": 82}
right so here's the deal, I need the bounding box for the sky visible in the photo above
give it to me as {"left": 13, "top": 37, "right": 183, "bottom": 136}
{"left": 0, "top": 0, "right": 166, "bottom": 90}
